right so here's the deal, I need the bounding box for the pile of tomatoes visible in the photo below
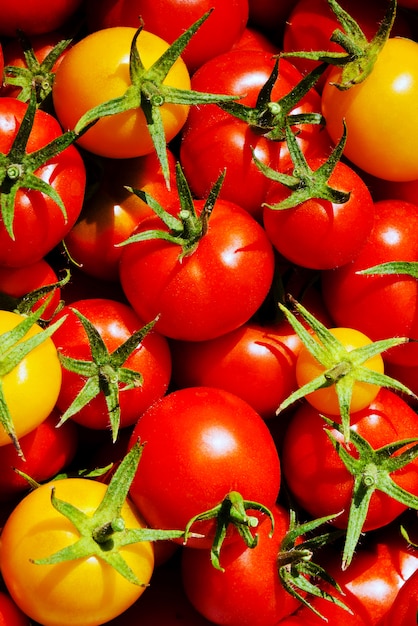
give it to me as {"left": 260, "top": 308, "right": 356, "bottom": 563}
{"left": 1, "top": 0, "right": 418, "bottom": 624}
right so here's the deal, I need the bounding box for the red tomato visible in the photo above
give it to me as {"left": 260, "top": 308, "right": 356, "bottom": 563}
{"left": 0, "top": 409, "right": 78, "bottom": 502}
{"left": 231, "top": 26, "right": 280, "bottom": 54}
{"left": 0, "top": 591, "right": 30, "bottom": 626}
{"left": 169, "top": 318, "right": 302, "bottom": 420}
{"left": 280, "top": 389, "right": 418, "bottom": 534}
{"left": 85, "top": 0, "right": 249, "bottom": 73}
{"left": 384, "top": 563, "right": 418, "bottom": 625}
{"left": 0, "top": 0, "right": 83, "bottom": 37}
{"left": 180, "top": 49, "right": 332, "bottom": 220}
{"left": 262, "top": 156, "right": 374, "bottom": 269}
{"left": 64, "top": 150, "right": 177, "bottom": 282}
{"left": 0, "top": 98, "right": 86, "bottom": 268}
{"left": 181, "top": 504, "right": 301, "bottom": 626}
{"left": 119, "top": 197, "right": 275, "bottom": 341}
{"left": 128, "top": 386, "right": 281, "bottom": 547}
{"left": 321, "top": 199, "right": 418, "bottom": 366}
{"left": 51, "top": 298, "right": 172, "bottom": 431}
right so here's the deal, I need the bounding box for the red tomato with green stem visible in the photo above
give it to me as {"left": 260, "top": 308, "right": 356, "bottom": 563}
{"left": 180, "top": 49, "right": 332, "bottom": 220}
{"left": 128, "top": 386, "right": 281, "bottom": 548}
{"left": 118, "top": 166, "right": 275, "bottom": 342}
{"left": 51, "top": 298, "right": 172, "bottom": 439}
{"left": 321, "top": 199, "right": 418, "bottom": 367}
{"left": 85, "top": 0, "right": 249, "bottom": 73}
{"left": 0, "top": 96, "right": 86, "bottom": 268}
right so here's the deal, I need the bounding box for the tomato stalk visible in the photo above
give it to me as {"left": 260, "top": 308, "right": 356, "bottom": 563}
{"left": 280, "top": 0, "right": 397, "bottom": 89}
{"left": 323, "top": 415, "right": 418, "bottom": 569}
{"left": 73, "top": 11, "right": 239, "bottom": 188}
{"left": 56, "top": 310, "right": 159, "bottom": 442}
{"left": 119, "top": 161, "right": 224, "bottom": 258}
{"left": 0, "top": 298, "right": 65, "bottom": 456}
{"left": 182, "top": 490, "right": 275, "bottom": 572}
{"left": 31, "top": 442, "right": 192, "bottom": 586}
{"left": 277, "top": 296, "right": 416, "bottom": 442}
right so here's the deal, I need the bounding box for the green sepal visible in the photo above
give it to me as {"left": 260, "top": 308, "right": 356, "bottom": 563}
{"left": 357, "top": 261, "right": 418, "bottom": 278}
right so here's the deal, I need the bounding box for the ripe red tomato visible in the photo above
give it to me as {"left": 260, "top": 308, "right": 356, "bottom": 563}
{"left": 85, "top": 0, "right": 249, "bottom": 73}
{"left": 128, "top": 386, "right": 281, "bottom": 547}
{"left": 0, "top": 0, "right": 83, "bottom": 37}
{"left": 51, "top": 298, "right": 172, "bottom": 432}
{"left": 384, "top": 564, "right": 418, "bottom": 625}
{"left": 181, "top": 503, "right": 301, "bottom": 626}
{"left": 119, "top": 197, "right": 275, "bottom": 341}
{"left": 0, "top": 591, "right": 30, "bottom": 626}
{"left": 0, "top": 97, "right": 86, "bottom": 268}
{"left": 321, "top": 199, "right": 418, "bottom": 367}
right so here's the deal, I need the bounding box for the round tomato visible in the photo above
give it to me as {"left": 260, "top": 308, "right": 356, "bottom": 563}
{"left": 52, "top": 27, "right": 191, "bottom": 159}
{"left": 119, "top": 196, "right": 275, "bottom": 341}
{"left": 321, "top": 37, "right": 418, "bottom": 181}
{"left": 384, "top": 564, "right": 418, "bottom": 625}
{"left": 85, "top": 0, "right": 249, "bottom": 73}
{"left": 0, "top": 477, "right": 154, "bottom": 626}
{"left": 181, "top": 504, "right": 301, "bottom": 626}
{"left": 0, "top": 591, "right": 30, "bottom": 626}
{"left": 0, "top": 0, "right": 83, "bottom": 37}
{"left": 128, "top": 386, "right": 281, "bottom": 547}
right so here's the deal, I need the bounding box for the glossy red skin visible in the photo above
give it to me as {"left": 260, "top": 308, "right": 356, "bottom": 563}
{"left": 383, "top": 565, "right": 418, "bottom": 625}
{"left": 231, "top": 26, "right": 280, "bottom": 54}
{"left": 0, "top": 591, "right": 30, "bottom": 626}
{"left": 289, "top": 526, "right": 418, "bottom": 626}
{"left": 321, "top": 199, "right": 418, "bottom": 366}
{"left": 64, "top": 149, "right": 178, "bottom": 281}
{"left": 0, "top": 98, "right": 86, "bottom": 268}
{"left": 0, "top": 409, "right": 78, "bottom": 502}
{"left": 128, "top": 386, "right": 281, "bottom": 547}
{"left": 0, "top": 0, "right": 83, "bottom": 37}
{"left": 169, "top": 318, "right": 302, "bottom": 420}
{"left": 0, "top": 258, "right": 61, "bottom": 319}
{"left": 51, "top": 298, "right": 172, "bottom": 430}
{"left": 180, "top": 50, "right": 332, "bottom": 220}
{"left": 85, "top": 0, "right": 249, "bottom": 73}
{"left": 263, "top": 157, "right": 374, "bottom": 269}
{"left": 119, "top": 198, "right": 275, "bottom": 342}
{"left": 181, "top": 504, "right": 301, "bottom": 626}
{"left": 282, "top": 0, "right": 412, "bottom": 91}
{"left": 281, "top": 389, "right": 418, "bottom": 532}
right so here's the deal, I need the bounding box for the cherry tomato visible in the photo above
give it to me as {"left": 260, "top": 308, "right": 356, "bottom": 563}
{"left": 128, "top": 386, "right": 281, "bottom": 547}
{"left": 52, "top": 27, "right": 191, "bottom": 158}
{"left": 384, "top": 563, "right": 418, "bottom": 625}
{"left": 0, "top": 591, "right": 30, "bottom": 626}
{"left": 0, "top": 0, "right": 83, "bottom": 37}
{"left": 321, "top": 37, "right": 418, "bottom": 181}
{"left": 0, "top": 477, "right": 154, "bottom": 626}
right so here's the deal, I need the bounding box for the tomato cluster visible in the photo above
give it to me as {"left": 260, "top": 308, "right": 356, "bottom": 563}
{"left": 0, "top": 0, "right": 418, "bottom": 624}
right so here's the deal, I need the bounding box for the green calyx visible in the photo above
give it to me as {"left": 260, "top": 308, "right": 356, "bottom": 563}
{"left": 0, "top": 90, "right": 83, "bottom": 240}
{"left": 277, "top": 297, "right": 417, "bottom": 442}
{"left": 0, "top": 297, "right": 66, "bottom": 457}
{"left": 280, "top": 0, "right": 397, "bottom": 89}
{"left": 3, "top": 30, "right": 73, "bottom": 107}
{"left": 74, "top": 11, "right": 239, "bottom": 188}
{"left": 217, "top": 60, "right": 327, "bottom": 141}
{"left": 118, "top": 161, "right": 224, "bottom": 259}
{"left": 255, "top": 119, "right": 350, "bottom": 210}
{"left": 57, "top": 310, "right": 158, "bottom": 442}
{"left": 183, "top": 490, "right": 274, "bottom": 572}
{"left": 278, "top": 510, "right": 350, "bottom": 619}
{"left": 323, "top": 416, "right": 418, "bottom": 569}
{"left": 31, "top": 442, "right": 189, "bottom": 586}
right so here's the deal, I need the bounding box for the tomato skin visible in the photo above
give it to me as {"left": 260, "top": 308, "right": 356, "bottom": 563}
{"left": 51, "top": 298, "right": 172, "bottom": 430}
{"left": 0, "top": 98, "right": 86, "bottom": 268}
{"left": 169, "top": 318, "right": 302, "bottom": 420}
{"left": 64, "top": 150, "right": 177, "bottom": 282}
{"left": 180, "top": 50, "right": 332, "bottom": 220}
{"left": 0, "top": 310, "right": 62, "bottom": 447}
{"left": 181, "top": 504, "right": 301, "bottom": 626}
{"left": 263, "top": 158, "right": 374, "bottom": 269}
{"left": 128, "top": 386, "right": 281, "bottom": 547}
{"left": 119, "top": 198, "right": 275, "bottom": 341}
{"left": 383, "top": 565, "right": 418, "bottom": 626}
{"left": 52, "top": 27, "right": 191, "bottom": 159}
{"left": 0, "top": 409, "right": 78, "bottom": 502}
{"left": 321, "top": 37, "right": 418, "bottom": 182}
{"left": 86, "top": 0, "right": 249, "bottom": 73}
{"left": 0, "top": 0, "right": 83, "bottom": 37}
{"left": 281, "top": 389, "right": 418, "bottom": 532}
{"left": 0, "top": 478, "right": 154, "bottom": 626}
{"left": 321, "top": 199, "right": 418, "bottom": 367}
{"left": 0, "top": 591, "right": 30, "bottom": 626}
